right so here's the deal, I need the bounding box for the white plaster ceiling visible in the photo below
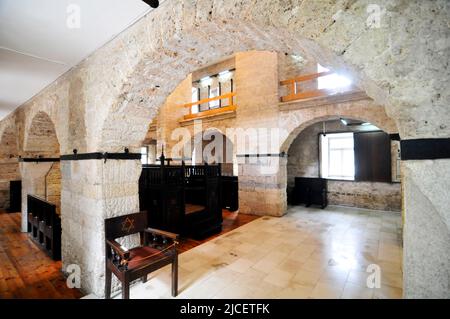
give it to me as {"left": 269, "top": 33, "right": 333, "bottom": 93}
{"left": 0, "top": 0, "right": 162, "bottom": 120}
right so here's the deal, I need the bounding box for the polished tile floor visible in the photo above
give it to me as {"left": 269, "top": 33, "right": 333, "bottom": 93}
{"left": 114, "top": 205, "right": 403, "bottom": 299}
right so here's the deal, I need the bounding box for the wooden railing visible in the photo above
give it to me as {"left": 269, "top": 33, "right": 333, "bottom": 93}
{"left": 280, "top": 71, "right": 337, "bottom": 102}
{"left": 181, "top": 92, "right": 236, "bottom": 121}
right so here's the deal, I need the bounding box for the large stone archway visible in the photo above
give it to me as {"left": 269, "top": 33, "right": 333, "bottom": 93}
{"left": 89, "top": 1, "right": 448, "bottom": 298}
{"left": 97, "top": 1, "right": 449, "bottom": 152}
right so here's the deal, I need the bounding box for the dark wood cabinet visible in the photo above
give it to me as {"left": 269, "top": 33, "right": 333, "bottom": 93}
{"left": 8, "top": 180, "right": 21, "bottom": 212}
{"left": 293, "top": 177, "right": 328, "bottom": 209}
{"left": 139, "top": 160, "right": 222, "bottom": 240}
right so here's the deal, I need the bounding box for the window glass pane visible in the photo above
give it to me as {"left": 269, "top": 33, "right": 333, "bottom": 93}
{"left": 320, "top": 132, "right": 355, "bottom": 180}
{"left": 191, "top": 88, "right": 199, "bottom": 114}
{"left": 342, "top": 149, "right": 355, "bottom": 177}
{"left": 328, "top": 149, "right": 342, "bottom": 177}
{"left": 329, "top": 136, "right": 353, "bottom": 149}
{"left": 140, "top": 146, "right": 148, "bottom": 165}
{"left": 209, "top": 87, "right": 220, "bottom": 109}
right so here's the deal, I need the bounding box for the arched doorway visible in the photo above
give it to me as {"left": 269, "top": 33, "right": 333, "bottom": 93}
{"left": 286, "top": 117, "right": 401, "bottom": 212}
{"left": 188, "top": 129, "right": 237, "bottom": 176}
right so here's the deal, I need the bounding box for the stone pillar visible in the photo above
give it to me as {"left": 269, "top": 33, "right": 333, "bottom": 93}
{"left": 20, "top": 161, "right": 55, "bottom": 232}
{"left": 402, "top": 159, "right": 450, "bottom": 298}
{"left": 60, "top": 159, "right": 141, "bottom": 296}
{"left": 238, "top": 156, "right": 287, "bottom": 217}
{"left": 234, "top": 51, "right": 287, "bottom": 216}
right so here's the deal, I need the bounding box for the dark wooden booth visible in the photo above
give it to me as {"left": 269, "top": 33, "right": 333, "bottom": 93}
{"left": 139, "top": 155, "right": 222, "bottom": 240}
{"left": 7, "top": 180, "right": 21, "bottom": 212}
{"left": 27, "top": 194, "right": 61, "bottom": 260}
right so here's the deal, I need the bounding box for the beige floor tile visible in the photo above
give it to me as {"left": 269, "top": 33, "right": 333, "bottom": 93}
{"left": 263, "top": 269, "right": 294, "bottom": 288}
{"left": 341, "top": 282, "right": 374, "bottom": 299}
{"left": 275, "top": 283, "right": 313, "bottom": 299}
{"left": 292, "top": 269, "right": 322, "bottom": 287}
{"left": 228, "top": 257, "right": 254, "bottom": 273}
{"left": 347, "top": 270, "right": 370, "bottom": 287}
{"left": 278, "top": 258, "right": 303, "bottom": 274}
{"left": 310, "top": 282, "right": 344, "bottom": 299}
{"left": 125, "top": 206, "right": 402, "bottom": 300}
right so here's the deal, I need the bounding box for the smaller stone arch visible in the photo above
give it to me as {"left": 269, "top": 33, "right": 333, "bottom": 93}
{"left": 279, "top": 100, "right": 398, "bottom": 153}
{"left": 21, "top": 111, "right": 62, "bottom": 231}
{"left": 284, "top": 114, "right": 402, "bottom": 212}
{"left": 179, "top": 128, "right": 237, "bottom": 176}
{"left": 24, "top": 111, "right": 60, "bottom": 157}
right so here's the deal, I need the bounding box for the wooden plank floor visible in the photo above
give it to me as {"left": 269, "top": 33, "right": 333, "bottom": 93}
{"left": 0, "top": 209, "right": 258, "bottom": 298}
{"left": 0, "top": 210, "right": 82, "bottom": 299}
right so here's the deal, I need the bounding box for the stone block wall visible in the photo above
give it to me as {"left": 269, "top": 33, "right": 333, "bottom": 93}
{"left": 0, "top": 126, "right": 20, "bottom": 209}
{"left": 0, "top": 159, "right": 20, "bottom": 209}
{"left": 46, "top": 162, "right": 62, "bottom": 214}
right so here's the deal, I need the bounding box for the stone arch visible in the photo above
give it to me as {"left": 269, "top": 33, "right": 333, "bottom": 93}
{"left": 0, "top": 124, "right": 20, "bottom": 210}
{"left": 284, "top": 114, "right": 401, "bottom": 211}
{"left": 98, "top": 20, "right": 352, "bottom": 151}
{"left": 97, "top": 0, "right": 449, "bottom": 152}
{"left": 184, "top": 128, "right": 236, "bottom": 176}
{"left": 24, "top": 111, "right": 60, "bottom": 157}
{"left": 279, "top": 100, "right": 398, "bottom": 153}
{"left": 20, "top": 111, "right": 62, "bottom": 230}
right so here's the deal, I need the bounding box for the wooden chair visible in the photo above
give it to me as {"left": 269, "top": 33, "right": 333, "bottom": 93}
{"left": 104, "top": 211, "right": 179, "bottom": 299}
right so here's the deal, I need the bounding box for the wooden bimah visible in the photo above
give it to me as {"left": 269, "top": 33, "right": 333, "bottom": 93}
{"left": 139, "top": 154, "right": 223, "bottom": 240}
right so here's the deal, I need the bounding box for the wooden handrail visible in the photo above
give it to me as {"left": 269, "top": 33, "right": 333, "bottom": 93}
{"left": 183, "top": 92, "right": 235, "bottom": 108}
{"left": 279, "top": 71, "right": 351, "bottom": 103}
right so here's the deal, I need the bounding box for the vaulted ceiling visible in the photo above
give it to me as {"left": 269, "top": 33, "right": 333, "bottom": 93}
{"left": 0, "top": 0, "right": 162, "bottom": 119}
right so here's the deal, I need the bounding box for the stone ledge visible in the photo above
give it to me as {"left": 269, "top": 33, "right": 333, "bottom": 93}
{"left": 279, "top": 90, "right": 369, "bottom": 111}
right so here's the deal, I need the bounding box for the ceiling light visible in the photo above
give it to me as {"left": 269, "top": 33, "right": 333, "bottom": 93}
{"left": 142, "top": 0, "right": 159, "bottom": 8}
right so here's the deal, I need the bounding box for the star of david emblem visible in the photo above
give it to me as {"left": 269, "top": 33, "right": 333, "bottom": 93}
{"left": 121, "top": 217, "right": 135, "bottom": 233}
